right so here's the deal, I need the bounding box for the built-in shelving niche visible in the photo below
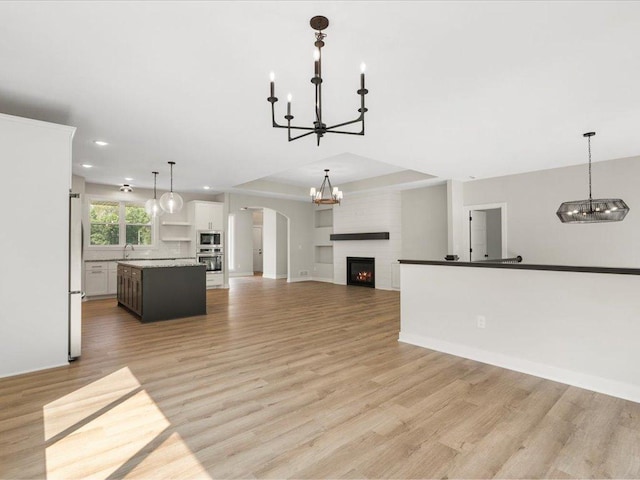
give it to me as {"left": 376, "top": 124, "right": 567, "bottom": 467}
{"left": 313, "top": 208, "right": 334, "bottom": 281}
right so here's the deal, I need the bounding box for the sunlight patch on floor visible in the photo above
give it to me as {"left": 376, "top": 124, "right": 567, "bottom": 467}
{"left": 43, "top": 367, "right": 141, "bottom": 441}
{"left": 43, "top": 367, "right": 210, "bottom": 479}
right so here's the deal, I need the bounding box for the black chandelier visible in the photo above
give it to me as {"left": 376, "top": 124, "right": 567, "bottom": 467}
{"left": 267, "top": 15, "right": 368, "bottom": 146}
{"left": 556, "top": 132, "right": 629, "bottom": 223}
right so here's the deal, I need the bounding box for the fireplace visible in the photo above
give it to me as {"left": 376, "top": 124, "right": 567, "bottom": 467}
{"left": 347, "top": 257, "right": 375, "bottom": 288}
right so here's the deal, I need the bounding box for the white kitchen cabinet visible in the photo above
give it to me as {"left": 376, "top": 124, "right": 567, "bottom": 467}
{"left": 189, "top": 201, "right": 223, "bottom": 231}
{"left": 206, "top": 272, "right": 224, "bottom": 288}
{"left": 107, "top": 262, "right": 118, "bottom": 294}
{"left": 85, "top": 261, "right": 118, "bottom": 296}
{"left": 85, "top": 262, "right": 108, "bottom": 296}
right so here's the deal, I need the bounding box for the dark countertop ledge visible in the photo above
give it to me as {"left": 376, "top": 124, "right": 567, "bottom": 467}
{"left": 398, "top": 260, "right": 640, "bottom": 276}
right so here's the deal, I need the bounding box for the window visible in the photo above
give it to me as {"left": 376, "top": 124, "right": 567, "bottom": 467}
{"left": 88, "top": 199, "right": 153, "bottom": 247}
{"left": 89, "top": 201, "right": 120, "bottom": 246}
{"left": 125, "top": 204, "right": 152, "bottom": 245}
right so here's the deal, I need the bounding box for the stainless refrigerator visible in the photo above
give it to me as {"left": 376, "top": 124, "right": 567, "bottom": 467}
{"left": 69, "top": 192, "right": 83, "bottom": 360}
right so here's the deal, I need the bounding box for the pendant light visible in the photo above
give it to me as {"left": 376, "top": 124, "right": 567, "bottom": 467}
{"left": 310, "top": 169, "right": 343, "bottom": 205}
{"left": 159, "top": 161, "right": 184, "bottom": 214}
{"left": 144, "top": 171, "right": 164, "bottom": 218}
{"left": 556, "top": 132, "right": 629, "bottom": 223}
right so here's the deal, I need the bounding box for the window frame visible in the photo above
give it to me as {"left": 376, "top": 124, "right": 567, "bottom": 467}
{"left": 85, "top": 197, "right": 156, "bottom": 250}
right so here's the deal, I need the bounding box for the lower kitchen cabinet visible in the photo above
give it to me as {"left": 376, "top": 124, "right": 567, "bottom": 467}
{"left": 117, "top": 265, "right": 142, "bottom": 316}
{"left": 206, "top": 272, "right": 223, "bottom": 288}
{"left": 85, "top": 265, "right": 107, "bottom": 296}
{"left": 85, "top": 262, "right": 118, "bottom": 296}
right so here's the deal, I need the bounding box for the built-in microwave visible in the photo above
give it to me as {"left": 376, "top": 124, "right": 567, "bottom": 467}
{"left": 198, "top": 230, "right": 222, "bottom": 248}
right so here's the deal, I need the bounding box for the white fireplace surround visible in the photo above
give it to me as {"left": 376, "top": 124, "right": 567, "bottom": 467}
{"left": 332, "top": 191, "right": 402, "bottom": 290}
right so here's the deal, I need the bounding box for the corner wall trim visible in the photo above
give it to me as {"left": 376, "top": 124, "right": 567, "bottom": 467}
{"left": 398, "top": 331, "right": 640, "bottom": 404}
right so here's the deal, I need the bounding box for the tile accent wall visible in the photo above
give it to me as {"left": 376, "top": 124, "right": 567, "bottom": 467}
{"left": 332, "top": 191, "right": 402, "bottom": 290}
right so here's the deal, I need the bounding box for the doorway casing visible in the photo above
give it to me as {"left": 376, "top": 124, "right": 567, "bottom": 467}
{"left": 462, "top": 202, "right": 508, "bottom": 262}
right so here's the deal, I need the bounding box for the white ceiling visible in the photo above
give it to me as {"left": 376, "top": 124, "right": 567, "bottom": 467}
{"left": 1, "top": 1, "right": 639, "bottom": 195}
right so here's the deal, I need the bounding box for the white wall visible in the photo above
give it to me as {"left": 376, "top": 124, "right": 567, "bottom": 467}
{"left": 401, "top": 184, "right": 448, "bottom": 260}
{"left": 276, "top": 212, "right": 288, "bottom": 277}
{"left": 229, "top": 209, "right": 254, "bottom": 276}
{"left": 227, "top": 193, "right": 314, "bottom": 282}
{"left": 447, "top": 180, "right": 464, "bottom": 258}
{"left": 464, "top": 155, "right": 640, "bottom": 267}
{"left": 400, "top": 263, "right": 640, "bottom": 403}
{"left": 0, "top": 113, "right": 75, "bottom": 378}
{"left": 262, "top": 208, "right": 277, "bottom": 278}
{"left": 332, "top": 191, "right": 402, "bottom": 290}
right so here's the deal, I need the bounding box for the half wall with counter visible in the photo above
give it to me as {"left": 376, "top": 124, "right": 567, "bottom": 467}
{"left": 117, "top": 260, "right": 206, "bottom": 322}
{"left": 399, "top": 260, "right": 640, "bottom": 403}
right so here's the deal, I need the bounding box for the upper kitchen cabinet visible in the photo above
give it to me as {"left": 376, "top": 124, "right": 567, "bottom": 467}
{"left": 188, "top": 201, "right": 224, "bottom": 231}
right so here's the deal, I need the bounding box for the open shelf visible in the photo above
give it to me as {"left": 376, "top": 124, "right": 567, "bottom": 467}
{"left": 161, "top": 221, "right": 192, "bottom": 226}
{"left": 314, "top": 208, "right": 333, "bottom": 228}
{"left": 160, "top": 237, "right": 192, "bottom": 242}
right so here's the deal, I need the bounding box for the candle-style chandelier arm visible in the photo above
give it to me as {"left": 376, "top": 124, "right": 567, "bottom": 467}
{"left": 325, "top": 115, "right": 366, "bottom": 134}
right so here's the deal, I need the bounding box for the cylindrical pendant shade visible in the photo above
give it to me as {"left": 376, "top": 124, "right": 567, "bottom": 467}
{"left": 145, "top": 198, "right": 164, "bottom": 217}
{"left": 159, "top": 191, "right": 183, "bottom": 214}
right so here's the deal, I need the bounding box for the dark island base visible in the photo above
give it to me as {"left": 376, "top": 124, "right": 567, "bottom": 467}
{"left": 118, "top": 265, "right": 207, "bottom": 322}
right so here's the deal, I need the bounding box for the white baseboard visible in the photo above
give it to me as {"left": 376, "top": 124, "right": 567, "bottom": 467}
{"left": 288, "top": 276, "right": 313, "bottom": 283}
{"left": 262, "top": 273, "right": 287, "bottom": 280}
{"left": 311, "top": 276, "right": 334, "bottom": 283}
{"left": 376, "top": 285, "right": 400, "bottom": 292}
{"left": 229, "top": 271, "right": 254, "bottom": 277}
{"left": 398, "top": 331, "right": 640, "bottom": 405}
{"left": 1, "top": 361, "right": 69, "bottom": 379}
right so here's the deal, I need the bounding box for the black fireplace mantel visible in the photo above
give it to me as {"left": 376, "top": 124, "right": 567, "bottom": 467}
{"left": 330, "top": 232, "right": 390, "bottom": 241}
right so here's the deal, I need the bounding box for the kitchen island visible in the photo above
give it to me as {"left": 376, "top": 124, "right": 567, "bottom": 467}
{"left": 117, "top": 260, "right": 206, "bottom": 322}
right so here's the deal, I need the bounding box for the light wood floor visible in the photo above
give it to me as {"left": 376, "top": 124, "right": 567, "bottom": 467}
{"left": 1, "top": 277, "right": 639, "bottom": 479}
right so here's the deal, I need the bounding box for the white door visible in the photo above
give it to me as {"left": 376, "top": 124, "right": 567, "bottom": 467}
{"left": 252, "top": 226, "right": 263, "bottom": 273}
{"left": 470, "top": 210, "right": 487, "bottom": 261}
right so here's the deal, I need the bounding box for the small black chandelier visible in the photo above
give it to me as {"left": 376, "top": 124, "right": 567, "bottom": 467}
{"left": 310, "top": 169, "right": 343, "bottom": 205}
{"left": 556, "top": 132, "right": 629, "bottom": 223}
{"left": 267, "top": 15, "right": 368, "bottom": 146}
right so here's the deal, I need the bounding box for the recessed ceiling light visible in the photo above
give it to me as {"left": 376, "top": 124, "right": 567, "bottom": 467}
{"left": 125, "top": 177, "right": 133, "bottom": 181}
{"left": 203, "top": 186, "right": 211, "bottom": 190}
{"left": 81, "top": 164, "right": 93, "bottom": 168}
{"left": 93, "top": 140, "right": 108, "bottom": 146}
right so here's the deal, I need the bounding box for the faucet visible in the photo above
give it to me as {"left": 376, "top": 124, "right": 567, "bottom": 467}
{"left": 123, "top": 243, "right": 135, "bottom": 259}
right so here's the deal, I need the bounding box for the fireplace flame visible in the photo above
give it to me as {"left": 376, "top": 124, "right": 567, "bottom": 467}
{"left": 356, "top": 271, "right": 372, "bottom": 282}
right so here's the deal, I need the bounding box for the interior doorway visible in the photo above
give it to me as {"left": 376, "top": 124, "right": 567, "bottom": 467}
{"left": 252, "top": 209, "right": 263, "bottom": 274}
{"left": 252, "top": 226, "right": 263, "bottom": 274}
{"left": 463, "top": 203, "right": 507, "bottom": 262}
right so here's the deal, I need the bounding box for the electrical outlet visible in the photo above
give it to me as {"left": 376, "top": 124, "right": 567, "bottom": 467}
{"left": 477, "top": 315, "right": 486, "bottom": 329}
{"left": 299, "top": 270, "right": 309, "bottom": 276}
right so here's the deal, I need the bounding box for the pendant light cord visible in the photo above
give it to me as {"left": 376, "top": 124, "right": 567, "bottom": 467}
{"left": 152, "top": 172, "right": 158, "bottom": 199}
{"left": 170, "top": 163, "right": 174, "bottom": 193}
{"left": 588, "top": 135, "right": 592, "bottom": 202}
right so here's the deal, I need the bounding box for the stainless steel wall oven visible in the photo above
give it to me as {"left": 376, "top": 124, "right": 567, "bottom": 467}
{"left": 197, "top": 249, "right": 223, "bottom": 273}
